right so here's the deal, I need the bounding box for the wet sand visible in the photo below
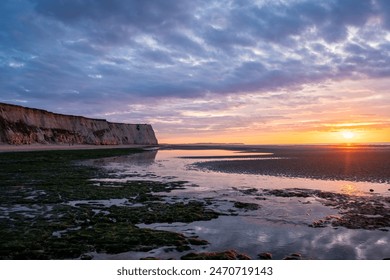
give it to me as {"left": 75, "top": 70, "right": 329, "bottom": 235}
{"left": 2, "top": 144, "right": 390, "bottom": 259}
{"left": 194, "top": 145, "right": 390, "bottom": 184}
{"left": 91, "top": 146, "right": 390, "bottom": 259}
{"left": 0, "top": 144, "right": 153, "bottom": 153}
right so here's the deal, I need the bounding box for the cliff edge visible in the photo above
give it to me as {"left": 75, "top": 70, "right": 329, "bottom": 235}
{"left": 0, "top": 103, "right": 158, "bottom": 145}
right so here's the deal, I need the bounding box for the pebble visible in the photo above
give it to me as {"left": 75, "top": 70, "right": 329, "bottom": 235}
{"left": 283, "top": 253, "right": 302, "bottom": 260}
{"left": 283, "top": 256, "right": 300, "bottom": 260}
{"left": 80, "top": 254, "right": 93, "bottom": 260}
{"left": 291, "top": 253, "right": 302, "bottom": 258}
{"left": 258, "top": 252, "right": 272, "bottom": 260}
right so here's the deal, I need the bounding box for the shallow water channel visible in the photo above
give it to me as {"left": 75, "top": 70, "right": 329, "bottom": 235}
{"left": 90, "top": 148, "right": 390, "bottom": 260}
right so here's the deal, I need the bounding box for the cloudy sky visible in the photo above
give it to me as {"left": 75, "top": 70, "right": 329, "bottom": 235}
{"left": 1, "top": 0, "right": 390, "bottom": 144}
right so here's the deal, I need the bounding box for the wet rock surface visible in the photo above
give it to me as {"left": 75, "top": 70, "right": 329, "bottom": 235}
{"left": 258, "top": 252, "right": 272, "bottom": 260}
{"left": 2, "top": 146, "right": 390, "bottom": 260}
{"left": 0, "top": 149, "right": 219, "bottom": 259}
{"left": 264, "top": 188, "right": 390, "bottom": 230}
{"left": 283, "top": 253, "right": 303, "bottom": 260}
{"left": 233, "top": 201, "right": 260, "bottom": 211}
{"left": 181, "top": 250, "right": 251, "bottom": 260}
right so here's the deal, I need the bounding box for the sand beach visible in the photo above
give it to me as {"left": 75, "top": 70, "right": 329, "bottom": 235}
{"left": 0, "top": 144, "right": 154, "bottom": 153}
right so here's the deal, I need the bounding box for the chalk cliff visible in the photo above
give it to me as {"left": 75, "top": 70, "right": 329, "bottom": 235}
{"left": 0, "top": 103, "right": 158, "bottom": 145}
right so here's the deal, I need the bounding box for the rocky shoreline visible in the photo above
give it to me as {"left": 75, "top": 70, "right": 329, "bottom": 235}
{"left": 2, "top": 146, "right": 390, "bottom": 260}
{"left": 0, "top": 148, "right": 218, "bottom": 259}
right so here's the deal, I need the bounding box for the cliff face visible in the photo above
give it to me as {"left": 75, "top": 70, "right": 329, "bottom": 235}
{"left": 0, "top": 103, "right": 158, "bottom": 145}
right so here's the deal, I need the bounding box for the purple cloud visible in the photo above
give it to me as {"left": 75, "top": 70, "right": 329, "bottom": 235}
{"left": 0, "top": 0, "right": 390, "bottom": 139}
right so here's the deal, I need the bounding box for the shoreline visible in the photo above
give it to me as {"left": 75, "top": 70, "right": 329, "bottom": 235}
{"left": 3, "top": 142, "right": 388, "bottom": 153}
{"left": 1, "top": 144, "right": 390, "bottom": 259}
{"left": 0, "top": 147, "right": 217, "bottom": 259}
{"left": 0, "top": 144, "right": 156, "bottom": 153}
{"left": 193, "top": 146, "right": 390, "bottom": 185}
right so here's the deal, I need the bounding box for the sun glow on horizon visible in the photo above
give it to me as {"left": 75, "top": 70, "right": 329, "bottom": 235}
{"left": 341, "top": 131, "right": 356, "bottom": 140}
{"left": 157, "top": 120, "right": 390, "bottom": 145}
{"left": 158, "top": 126, "right": 390, "bottom": 145}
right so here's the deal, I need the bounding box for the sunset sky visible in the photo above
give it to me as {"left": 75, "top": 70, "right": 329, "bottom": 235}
{"left": 1, "top": 0, "right": 390, "bottom": 144}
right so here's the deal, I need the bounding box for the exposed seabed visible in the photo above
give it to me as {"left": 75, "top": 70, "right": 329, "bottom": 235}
{"left": 87, "top": 145, "right": 390, "bottom": 260}
{"left": 1, "top": 145, "right": 389, "bottom": 260}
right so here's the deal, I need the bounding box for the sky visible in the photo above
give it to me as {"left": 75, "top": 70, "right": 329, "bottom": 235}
{"left": 1, "top": 0, "right": 390, "bottom": 144}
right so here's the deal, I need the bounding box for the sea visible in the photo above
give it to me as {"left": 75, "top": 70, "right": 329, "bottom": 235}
{"left": 88, "top": 145, "right": 390, "bottom": 260}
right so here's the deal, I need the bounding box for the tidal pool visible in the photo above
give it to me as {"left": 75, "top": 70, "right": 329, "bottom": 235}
{"left": 90, "top": 147, "right": 390, "bottom": 260}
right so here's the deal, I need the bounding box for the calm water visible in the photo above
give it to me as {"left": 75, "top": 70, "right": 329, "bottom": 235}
{"left": 90, "top": 148, "right": 390, "bottom": 260}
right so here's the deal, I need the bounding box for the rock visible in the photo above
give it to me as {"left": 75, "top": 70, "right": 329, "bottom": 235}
{"left": 181, "top": 250, "right": 251, "bottom": 260}
{"left": 283, "top": 253, "right": 302, "bottom": 260}
{"left": 80, "top": 254, "right": 93, "bottom": 260}
{"left": 291, "top": 253, "right": 302, "bottom": 258}
{"left": 0, "top": 102, "right": 157, "bottom": 145}
{"left": 240, "top": 188, "right": 258, "bottom": 195}
{"left": 310, "top": 219, "right": 330, "bottom": 228}
{"left": 176, "top": 245, "right": 191, "bottom": 252}
{"left": 283, "top": 256, "right": 299, "bottom": 260}
{"left": 258, "top": 252, "right": 272, "bottom": 260}
{"left": 233, "top": 202, "right": 260, "bottom": 210}
{"left": 369, "top": 189, "right": 374, "bottom": 192}
{"left": 187, "top": 238, "right": 209, "bottom": 246}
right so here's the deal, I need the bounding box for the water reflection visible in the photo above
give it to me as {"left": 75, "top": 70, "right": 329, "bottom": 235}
{"left": 340, "top": 184, "right": 366, "bottom": 196}
{"left": 92, "top": 148, "right": 390, "bottom": 259}
{"left": 138, "top": 216, "right": 390, "bottom": 260}
{"left": 98, "top": 148, "right": 390, "bottom": 195}
{"left": 88, "top": 150, "right": 157, "bottom": 166}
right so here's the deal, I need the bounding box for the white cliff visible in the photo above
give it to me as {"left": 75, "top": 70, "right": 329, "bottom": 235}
{"left": 0, "top": 103, "right": 158, "bottom": 145}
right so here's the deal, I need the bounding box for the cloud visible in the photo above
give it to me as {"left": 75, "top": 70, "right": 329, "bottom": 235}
{"left": 1, "top": 0, "right": 390, "bottom": 143}
{"left": 2, "top": 0, "right": 390, "bottom": 100}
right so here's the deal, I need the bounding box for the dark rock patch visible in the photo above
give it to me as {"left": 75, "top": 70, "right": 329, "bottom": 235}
{"left": 181, "top": 250, "right": 251, "bottom": 260}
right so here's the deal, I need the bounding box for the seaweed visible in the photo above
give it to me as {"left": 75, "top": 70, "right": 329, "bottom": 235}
{"left": 0, "top": 148, "right": 218, "bottom": 259}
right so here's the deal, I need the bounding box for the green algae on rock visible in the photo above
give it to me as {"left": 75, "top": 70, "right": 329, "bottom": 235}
{"left": 0, "top": 148, "right": 218, "bottom": 259}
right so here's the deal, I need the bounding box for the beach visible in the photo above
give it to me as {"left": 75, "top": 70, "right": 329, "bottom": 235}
{"left": 1, "top": 144, "right": 390, "bottom": 260}
{"left": 0, "top": 144, "right": 153, "bottom": 153}
{"left": 86, "top": 145, "right": 390, "bottom": 259}
{"left": 194, "top": 145, "right": 390, "bottom": 184}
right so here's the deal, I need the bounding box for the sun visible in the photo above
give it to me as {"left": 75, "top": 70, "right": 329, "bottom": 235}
{"left": 341, "top": 131, "right": 355, "bottom": 139}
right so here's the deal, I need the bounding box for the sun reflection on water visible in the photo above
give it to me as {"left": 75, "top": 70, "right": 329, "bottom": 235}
{"left": 340, "top": 184, "right": 366, "bottom": 196}
{"left": 91, "top": 148, "right": 390, "bottom": 259}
